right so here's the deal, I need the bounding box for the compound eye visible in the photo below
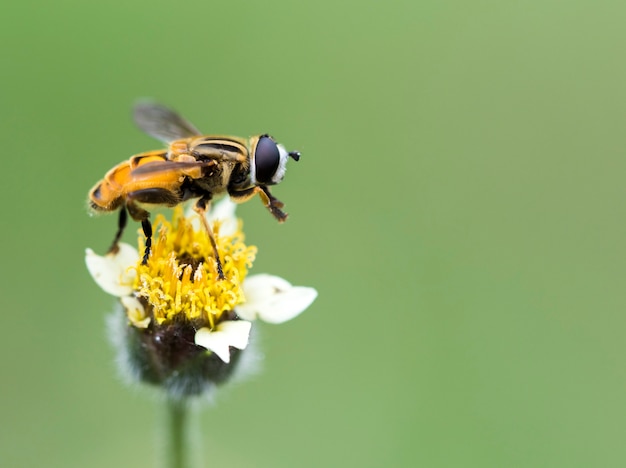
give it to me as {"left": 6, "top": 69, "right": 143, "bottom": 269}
{"left": 254, "top": 136, "right": 281, "bottom": 185}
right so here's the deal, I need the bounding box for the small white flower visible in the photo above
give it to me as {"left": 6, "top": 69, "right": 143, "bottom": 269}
{"left": 86, "top": 202, "right": 318, "bottom": 366}
{"left": 194, "top": 320, "right": 252, "bottom": 363}
{"left": 237, "top": 274, "right": 318, "bottom": 324}
{"left": 85, "top": 243, "right": 139, "bottom": 297}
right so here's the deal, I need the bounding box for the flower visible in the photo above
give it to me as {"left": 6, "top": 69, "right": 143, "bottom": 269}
{"left": 237, "top": 274, "right": 318, "bottom": 324}
{"left": 85, "top": 198, "right": 317, "bottom": 398}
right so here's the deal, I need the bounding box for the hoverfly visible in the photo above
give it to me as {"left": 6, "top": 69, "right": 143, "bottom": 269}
{"left": 89, "top": 102, "right": 300, "bottom": 278}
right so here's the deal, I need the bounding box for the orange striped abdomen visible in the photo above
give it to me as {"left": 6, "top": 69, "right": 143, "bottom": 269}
{"left": 89, "top": 150, "right": 182, "bottom": 211}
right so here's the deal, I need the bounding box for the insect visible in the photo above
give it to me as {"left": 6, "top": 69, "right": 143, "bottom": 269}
{"left": 89, "top": 102, "right": 300, "bottom": 278}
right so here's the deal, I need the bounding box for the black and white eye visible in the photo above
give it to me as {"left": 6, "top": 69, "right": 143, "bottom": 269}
{"left": 254, "top": 136, "right": 281, "bottom": 185}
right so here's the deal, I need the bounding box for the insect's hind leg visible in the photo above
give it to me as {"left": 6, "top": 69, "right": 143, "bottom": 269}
{"left": 193, "top": 197, "right": 225, "bottom": 280}
{"left": 107, "top": 207, "right": 128, "bottom": 255}
{"left": 125, "top": 188, "right": 182, "bottom": 265}
{"left": 125, "top": 199, "right": 153, "bottom": 265}
{"left": 140, "top": 219, "right": 153, "bottom": 265}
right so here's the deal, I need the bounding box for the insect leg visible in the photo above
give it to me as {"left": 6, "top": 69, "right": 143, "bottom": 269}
{"left": 227, "top": 186, "right": 257, "bottom": 203}
{"left": 125, "top": 188, "right": 182, "bottom": 265}
{"left": 258, "top": 185, "right": 288, "bottom": 222}
{"left": 107, "top": 207, "right": 128, "bottom": 254}
{"left": 140, "top": 219, "right": 152, "bottom": 265}
{"left": 229, "top": 186, "right": 288, "bottom": 222}
{"left": 193, "top": 197, "right": 225, "bottom": 280}
{"left": 125, "top": 199, "right": 152, "bottom": 265}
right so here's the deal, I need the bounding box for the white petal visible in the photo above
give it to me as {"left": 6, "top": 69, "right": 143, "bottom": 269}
{"left": 241, "top": 274, "right": 293, "bottom": 305}
{"left": 217, "top": 320, "right": 252, "bottom": 349}
{"left": 85, "top": 243, "right": 139, "bottom": 297}
{"left": 237, "top": 274, "right": 318, "bottom": 324}
{"left": 195, "top": 329, "right": 231, "bottom": 363}
{"left": 194, "top": 320, "right": 252, "bottom": 363}
{"left": 121, "top": 296, "right": 150, "bottom": 329}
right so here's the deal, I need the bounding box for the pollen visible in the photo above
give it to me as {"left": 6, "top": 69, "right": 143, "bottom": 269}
{"left": 133, "top": 206, "right": 257, "bottom": 328}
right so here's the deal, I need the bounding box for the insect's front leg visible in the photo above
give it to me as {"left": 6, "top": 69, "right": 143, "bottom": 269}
{"left": 229, "top": 186, "right": 288, "bottom": 222}
{"left": 258, "top": 186, "right": 288, "bottom": 222}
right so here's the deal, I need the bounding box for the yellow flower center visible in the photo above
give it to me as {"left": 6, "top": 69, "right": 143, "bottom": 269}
{"left": 132, "top": 207, "right": 257, "bottom": 329}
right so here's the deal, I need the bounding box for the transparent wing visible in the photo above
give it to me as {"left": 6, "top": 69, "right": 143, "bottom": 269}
{"left": 130, "top": 159, "right": 216, "bottom": 178}
{"left": 133, "top": 101, "right": 202, "bottom": 143}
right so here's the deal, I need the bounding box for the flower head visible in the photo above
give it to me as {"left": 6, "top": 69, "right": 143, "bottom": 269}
{"left": 86, "top": 199, "right": 317, "bottom": 398}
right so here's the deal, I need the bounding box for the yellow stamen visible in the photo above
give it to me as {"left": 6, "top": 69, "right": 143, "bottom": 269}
{"left": 133, "top": 207, "right": 257, "bottom": 327}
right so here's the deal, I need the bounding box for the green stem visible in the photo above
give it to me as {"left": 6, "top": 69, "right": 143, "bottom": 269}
{"left": 163, "top": 399, "right": 189, "bottom": 468}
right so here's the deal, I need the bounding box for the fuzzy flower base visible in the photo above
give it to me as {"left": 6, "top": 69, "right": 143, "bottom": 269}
{"left": 108, "top": 304, "right": 256, "bottom": 398}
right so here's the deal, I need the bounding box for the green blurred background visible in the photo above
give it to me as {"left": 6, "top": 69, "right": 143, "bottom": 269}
{"left": 2, "top": 0, "right": 625, "bottom": 466}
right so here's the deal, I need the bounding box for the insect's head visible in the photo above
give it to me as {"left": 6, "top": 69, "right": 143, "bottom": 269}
{"left": 252, "top": 135, "right": 300, "bottom": 186}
